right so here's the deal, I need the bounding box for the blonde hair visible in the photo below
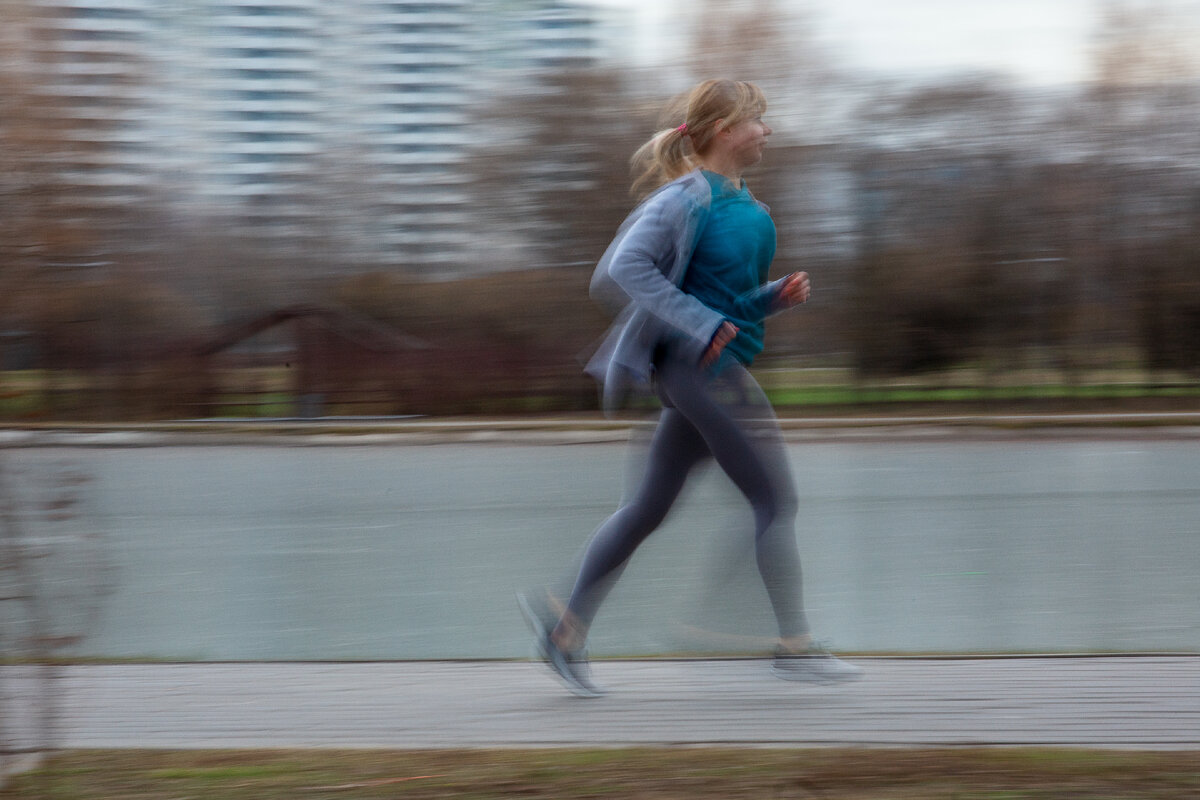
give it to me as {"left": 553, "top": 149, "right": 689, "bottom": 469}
{"left": 630, "top": 79, "right": 767, "bottom": 197}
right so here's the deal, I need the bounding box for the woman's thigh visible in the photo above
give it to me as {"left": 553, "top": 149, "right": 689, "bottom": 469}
{"left": 655, "top": 357, "right": 787, "bottom": 515}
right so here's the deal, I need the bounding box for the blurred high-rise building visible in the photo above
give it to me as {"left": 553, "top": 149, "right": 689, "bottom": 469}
{"left": 24, "top": 0, "right": 610, "bottom": 273}
{"left": 481, "top": 0, "right": 604, "bottom": 74}
{"left": 320, "top": 0, "right": 477, "bottom": 268}
{"left": 17, "top": 0, "right": 167, "bottom": 255}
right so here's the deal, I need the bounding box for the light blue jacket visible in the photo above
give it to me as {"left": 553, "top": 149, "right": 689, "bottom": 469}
{"left": 585, "top": 169, "right": 785, "bottom": 410}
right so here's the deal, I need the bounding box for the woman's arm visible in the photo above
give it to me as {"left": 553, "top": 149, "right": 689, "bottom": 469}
{"left": 604, "top": 193, "right": 726, "bottom": 349}
{"left": 721, "top": 271, "right": 811, "bottom": 323}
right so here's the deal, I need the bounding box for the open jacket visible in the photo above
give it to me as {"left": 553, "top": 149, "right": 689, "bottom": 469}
{"left": 585, "top": 169, "right": 786, "bottom": 411}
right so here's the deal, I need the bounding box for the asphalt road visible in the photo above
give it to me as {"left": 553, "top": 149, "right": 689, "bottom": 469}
{"left": 4, "top": 427, "right": 1199, "bottom": 660}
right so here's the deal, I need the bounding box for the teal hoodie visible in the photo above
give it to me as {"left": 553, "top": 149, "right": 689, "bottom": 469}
{"left": 586, "top": 169, "right": 785, "bottom": 411}
{"left": 682, "top": 170, "right": 777, "bottom": 367}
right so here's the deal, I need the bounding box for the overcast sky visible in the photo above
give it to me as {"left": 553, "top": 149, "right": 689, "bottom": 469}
{"left": 595, "top": 0, "right": 1197, "bottom": 86}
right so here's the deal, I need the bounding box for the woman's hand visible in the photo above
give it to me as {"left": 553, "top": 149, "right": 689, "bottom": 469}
{"left": 776, "top": 271, "right": 811, "bottom": 309}
{"left": 701, "top": 321, "right": 739, "bottom": 367}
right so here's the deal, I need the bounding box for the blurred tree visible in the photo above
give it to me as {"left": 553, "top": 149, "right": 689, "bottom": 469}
{"left": 1085, "top": 2, "right": 1200, "bottom": 191}
{"left": 837, "top": 81, "right": 1036, "bottom": 375}
{"left": 686, "top": 0, "right": 844, "bottom": 143}
{"left": 852, "top": 75, "right": 1032, "bottom": 154}
{"left": 0, "top": 0, "right": 158, "bottom": 266}
{"left": 847, "top": 245, "right": 987, "bottom": 375}
{"left": 1086, "top": 0, "right": 1200, "bottom": 374}
{"left": 0, "top": 3, "right": 98, "bottom": 314}
{"left": 689, "top": 0, "right": 817, "bottom": 81}
{"left": 467, "top": 69, "right": 650, "bottom": 274}
{"left": 1136, "top": 237, "right": 1200, "bottom": 373}
{"left": 0, "top": 2, "right": 163, "bottom": 329}
{"left": 330, "top": 268, "right": 608, "bottom": 414}
{"left": 1090, "top": 0, "right": 1200, "bottom": 90}
{"left": 0, "top": 3, "right": 212, "bottom": 418}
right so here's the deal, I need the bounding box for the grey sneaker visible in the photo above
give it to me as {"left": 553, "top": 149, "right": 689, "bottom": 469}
{"left": 516, "top": 591, "right": 606, "bottom": 698}
{"left": 772, "top": 643, "right": 864, "bottom": 684}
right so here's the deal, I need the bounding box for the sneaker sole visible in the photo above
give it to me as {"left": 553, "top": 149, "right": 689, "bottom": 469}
{"left": 771, "top": 664, "right": 865, "bottom": 684}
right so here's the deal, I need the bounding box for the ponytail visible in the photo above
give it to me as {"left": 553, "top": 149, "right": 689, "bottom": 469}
{"left": 630, "top": 125, "right": 693, "bottom": 198}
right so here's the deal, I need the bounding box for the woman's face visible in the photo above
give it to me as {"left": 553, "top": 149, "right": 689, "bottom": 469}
{"left": 723, "top": 114, "right": 772, "bottom": 169}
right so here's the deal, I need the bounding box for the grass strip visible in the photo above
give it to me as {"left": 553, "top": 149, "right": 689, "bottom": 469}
{"left": 7, "top": 748, "right": 1200, "bottom": 799}
{"left": 764, "top": 383, "right": 1200, "bottom": 407}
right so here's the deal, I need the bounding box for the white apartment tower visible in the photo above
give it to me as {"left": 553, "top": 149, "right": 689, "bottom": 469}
{"left": 178, "top": 1, "right": 327, "bottom": 247}
{"left": 481, "top": 0, "right": 603, "bottom": 73}
{"left": 168, "top": 0, "right": 476, "bottom": 267}
{"left": 331, "top": 0, "right": 474, "bottom": 266}
{"left": 22, "top": 0, "right": 604, "bottom": 271}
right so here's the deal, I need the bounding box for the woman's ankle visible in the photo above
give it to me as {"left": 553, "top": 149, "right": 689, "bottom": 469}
{"left": 779, "top": 634, "right": 812, "bottom": 654}
{"left": 551, "top": 613, "right": 586, "bottom": 652}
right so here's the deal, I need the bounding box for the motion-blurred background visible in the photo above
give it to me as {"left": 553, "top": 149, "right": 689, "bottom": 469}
{"left": 3, "top": 0, "right": 1200, "bottom": 420}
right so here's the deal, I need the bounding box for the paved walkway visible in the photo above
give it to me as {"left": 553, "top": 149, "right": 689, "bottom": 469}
{"left": 5, "top": 657, "right": 1199, "bottom": 751}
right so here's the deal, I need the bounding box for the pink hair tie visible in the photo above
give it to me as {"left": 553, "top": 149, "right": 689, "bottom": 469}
{"left": 676, "top": 123, "right": 688, "bottom": 135}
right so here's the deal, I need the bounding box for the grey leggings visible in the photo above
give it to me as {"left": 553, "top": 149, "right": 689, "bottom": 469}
{"left": 564, "top": 348, "right": 809, "bottom": 640}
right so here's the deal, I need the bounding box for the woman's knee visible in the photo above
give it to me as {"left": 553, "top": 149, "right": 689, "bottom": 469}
{"left": 608, "top": 486, "right": 675, "bottom": 539}
{"left": 752, "top": 480, "right": 799, "bottom": 535}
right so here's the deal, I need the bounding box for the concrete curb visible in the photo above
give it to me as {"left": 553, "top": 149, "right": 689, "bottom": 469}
{"left": 4, "top": 412, "right": 1200, "bottom": 447}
